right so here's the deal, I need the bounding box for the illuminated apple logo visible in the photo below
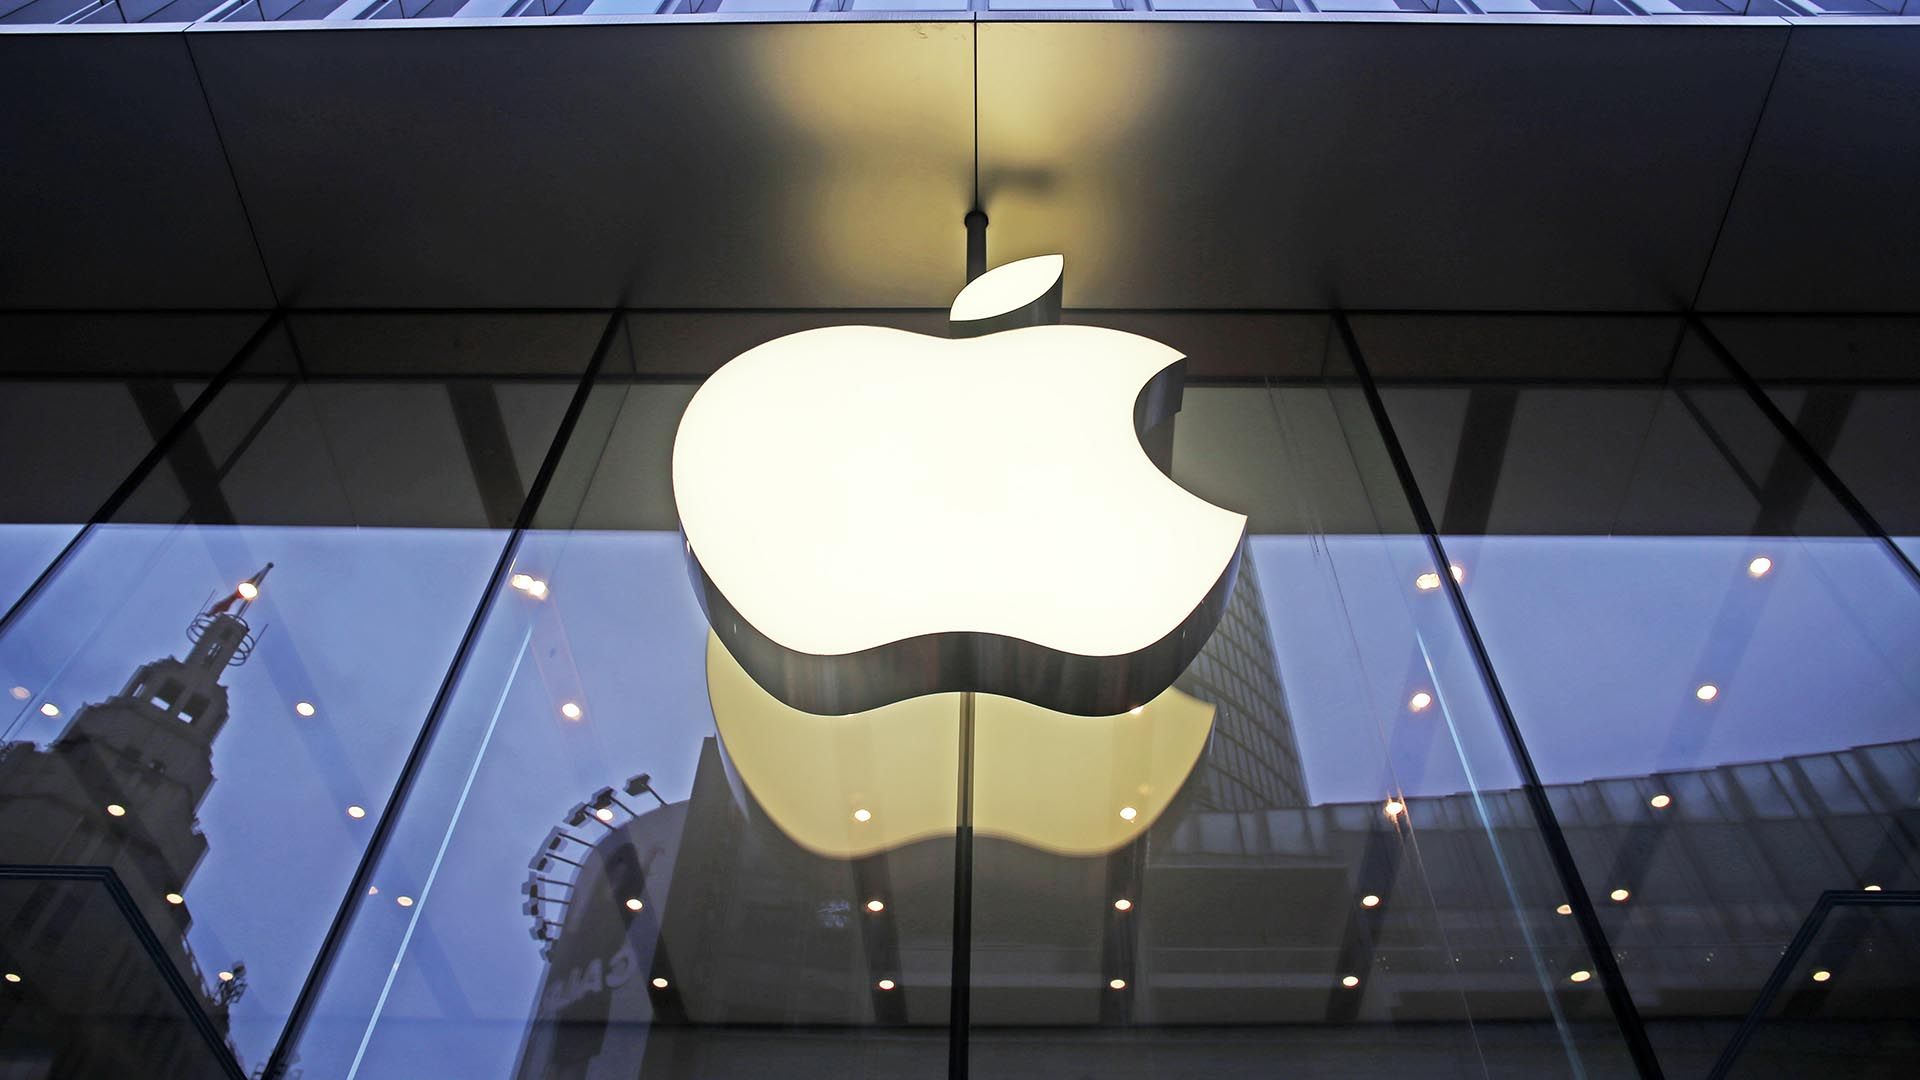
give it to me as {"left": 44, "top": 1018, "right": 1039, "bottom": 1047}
{"left": 673, "top": 255, "right": 1248, "bottom": 717}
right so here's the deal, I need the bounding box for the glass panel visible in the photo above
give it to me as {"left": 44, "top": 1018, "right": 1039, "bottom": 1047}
{"left": 966, "top": 315, "right": 1631, "bottom": 1075}
{"left": 0, "top": 314, "right": 264, "bottom": 618}
{"left": 1361, "top": 314, "right": 1920, "bottom": 1076}
{"left": 1706, "top": 316, "right": 1920, "bottom": 568}
{"left": 287, "top": 313, "right": 955, "bottom": 1080}
{"left": 1730, "top": 901, "right": 1920, "bottom": 1078}
{"left": 0, "top": 314, "right": 597, "bottom": 1075}
{"left": 0, "top": 874, "right": 240, "bottom": 1079}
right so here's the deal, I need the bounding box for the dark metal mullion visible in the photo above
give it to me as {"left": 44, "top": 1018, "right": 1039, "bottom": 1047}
{"left": 0, "top": 311, "right": 281, "bottom": 643}
{"left": 1332, "top": 310, "right": 1665, "bottom": 1080}
{"left": 1687, "top": 316, "right": 1920, "bottom": 591}
{"left": 260, "top": 309, "right": 624, "bottom": 1080}
{"left": 1705, "top": 889, "right": 1920, "bottom": 1080}
{"left": 947, "top": 690, "right": 975, "bottom": 1080}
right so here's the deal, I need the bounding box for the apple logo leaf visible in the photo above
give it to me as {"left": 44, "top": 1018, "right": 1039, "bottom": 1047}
{"left": 673, "top": 255, "right": 1249, "bottom": 717}
{"left": 950, "top": 254, "right": 1064, "bottom": 338}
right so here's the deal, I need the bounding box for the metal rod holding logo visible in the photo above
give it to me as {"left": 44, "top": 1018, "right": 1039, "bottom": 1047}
{"left": 948, "top": 689, "right": 976, "bottom": 1079}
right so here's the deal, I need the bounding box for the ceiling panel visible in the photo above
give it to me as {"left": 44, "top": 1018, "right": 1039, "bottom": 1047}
{"left": 0, "top": 29, "right": 275, "bottom": 309}
{"left": 977, "top": 16, "right": 1789, "bottom": 311}
{"left": 1697, "top": 21, "right": 1920, "bottom": 314}
{"left": 185, "top": 18, "right": 976, "bottom": 309}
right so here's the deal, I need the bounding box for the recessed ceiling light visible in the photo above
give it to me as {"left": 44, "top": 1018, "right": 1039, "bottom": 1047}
{"left": 1695, "top": 684, "right": 1719, "bottom": 702}
{"left": 1649, "top": 794, "right": 1671, "bottom": 809}
{"left": 1341, "top": 975, "right": 1360, "bottom": 988}
{"left": 1108, "top": 978, "right": 1127, "bottom": 990}
{"left": 1812, "top": 970, "right": 1831, "bottom": 983}
{"left": 877, "top": 978, "right": 896, "bottom": 991}
{"left": 626, "top": 898, "right": 644, "bottom": 912}
{"left": 165, "top": 892, "right": 184, "bottom": 905}
{"left": 651, "top": 977, "right": 670, "bottom": 989}
{"left": 1119, "top": 806, "right": 1138, "bottom": 822}
{"left": 526, "top": 580, "right": 549, "bottom": 599}
{"left": 1863, "top": 884, "right": 1882, "bottom": 892}
{"left": 1383, "top": 799, "right": 1405, "bottom": 819}
{"left": 39, "top": 703, "right": 59, "bottom": 718}
{"left": 3, "top": 973, "right": 19, "bottom": 984}
{"left": 1408, "top": 691, "right": 1433, "bottom": 712}
{"left": 217, "top": 970, "right": 235, "bottom": 982}
{"left": 1113, "top": 898, "right": 1133, "bottom": 912}
{"left": 1450, "top": 565, "right": 1465, "bottom": 583}
{"left": 8, "top": 687, "right": 28, "bottom": 700}
{"left": 1610, "top": 888, "right": 1630, "bottom": 903}
{"left": 867, "top": 899, "right": 886, "bottom": 913}
{"left": 560, "top": 702, "right": 583, "bottom": 721}
{"left": 1570, "top": 970, "right": 1592, "bottom": 983}
{"left": 1360, "top": 894, "right": 1381, "bottom": 909}
{"left": 396, "top": 895, "right": 414, "bottom": 908}
{"left": 1747, "top": 556, "right": 1772, "bottom": 578}
{"left": 346, "top": 805, "right": 366, "bottom": 819}
{"left": 852, "top": 808, "right": 872, "bottom": 823}
{"left": 510, "top": 574, "right": 534, "bottom": 591}
{"left": 1555, "top": 904, "right": 1572, "bottom": 916}
{"left": 1414, "top": 572, "right": 1442, "bottom": 591}
{"left": 106, "top": 804, "right": 126, "bottom": 817}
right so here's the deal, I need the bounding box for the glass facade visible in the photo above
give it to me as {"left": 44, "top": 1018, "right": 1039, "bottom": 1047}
{"left": 2, "top": 308, "right": 1916, "bottom": 1079}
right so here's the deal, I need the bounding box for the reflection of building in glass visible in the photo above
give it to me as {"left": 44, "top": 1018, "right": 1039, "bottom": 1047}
{"left": 511, "top": 730, "right": 1917, "bottom": 1078}
{"left": 1175, "top": 556, "right": 1308, "bottom": 810}
{"left": 0, "top": 570, "right": 269, "bottom": 1078}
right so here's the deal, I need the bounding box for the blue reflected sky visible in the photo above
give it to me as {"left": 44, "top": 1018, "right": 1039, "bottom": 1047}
{"left": 2, "top": 523, "right": 1918, "bottom": 1075}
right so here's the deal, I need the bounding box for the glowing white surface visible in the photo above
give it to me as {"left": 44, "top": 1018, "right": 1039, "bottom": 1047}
{"left": 672, "top": 322, "right": 1246, "bottom": 659}
{"left": 949, "top": 253, "right": 1063, "bottom": 325}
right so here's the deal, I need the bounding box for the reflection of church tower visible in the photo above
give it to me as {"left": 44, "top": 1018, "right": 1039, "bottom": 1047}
{"left": 1173, "top": 555, "right": 1308, "bottom": 810}
{"left": 0, "top": 565, "right": 270, "bottom": 1077}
